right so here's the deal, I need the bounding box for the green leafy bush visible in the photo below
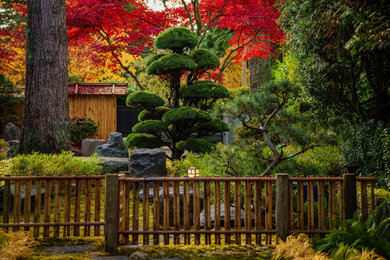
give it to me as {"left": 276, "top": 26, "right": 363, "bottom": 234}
{"left": 341, "top": 120, "right": 390, "bottom": 188}
{"left": 70, "top": 116, "right": 98, "bottom": 147}
{"left": 314, "top": 200, "right": 390, "bottom": 259}
{"left": 0, "top": 139, "right": 8, "bottom": 161}
{"left": 154, "top": 27, "right": 198, "bottom": 51}
{"left": 6, "top": 151, "right": 102, "bottom": 176}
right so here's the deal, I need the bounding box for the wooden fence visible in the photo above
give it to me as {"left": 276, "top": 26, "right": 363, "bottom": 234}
{"left": 0, "top": 175, "right": 105, "bottom": 237}
{"left": 0, "top": 174, "right": 375, "bottom": 252}
{"left": 104, "top": 174, "right": 375, "bottom": 251}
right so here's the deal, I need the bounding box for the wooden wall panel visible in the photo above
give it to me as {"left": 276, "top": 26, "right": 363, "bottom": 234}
{"left": 13, "top": 95, "right": 117, "bottom": 141}
{"left": 69, "top": 95, "right": 117, "bottom": 140}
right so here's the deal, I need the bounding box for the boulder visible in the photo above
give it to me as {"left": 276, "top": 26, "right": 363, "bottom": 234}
{"left": 6, "top": 140, "right": 19, "bottom": 158}
{"left": 81, "top": 139, "right": 105, "bottom": 156}
{"left": 5, "top": 122, "right": 21, "bottom": 141}
{"left": 0, "top": 185, "right": 45, "bottom": 212}
{"left": 99, "top": 157, "right": 130, "bottom": 174}
{"left": 128, "top": 149, "right": 167, "bottom": 177}
{"left": 155, "top": 186, "right": 203, "bottom": 226}
{"left": 94, "top": 132, "right": 128, "bottom": 158}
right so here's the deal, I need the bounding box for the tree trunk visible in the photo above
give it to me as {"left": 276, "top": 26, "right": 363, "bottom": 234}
{"left": 19, "top": 0, "right": 70, "bottom": 153}
{"left": 248, "top": 58, "right": 271, "bottom": 93}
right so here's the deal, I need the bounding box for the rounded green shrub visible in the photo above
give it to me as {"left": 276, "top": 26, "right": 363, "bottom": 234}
{"left": 191, "top": 49, "right": 220, "bottom": 70}
{"left": 125, "top": 133, "right": 163, "bottom": 149}
{"left": 162, "top": 107, "right": 211, "bottom": 124}
{"left": 132, "top": 120, "right": 168, "bottom": 134}
{"left": 154, "top": 27, "right": 198, "bottom": 52}
{"left": 198, "top": 118, "right": 229, "bottom": 133}
{"left": 182, "top": 81, "right": 230, "bottom": 99}
{"left": 146, "top": 54, "right": 166, "bottom": 67}
{"left": 138, "top": 106, "right": 169, "bottom": 121}
{"left": 176, "top": 138, "right": 214, "bottom": 153}
{"left": 126, "top": 91, "right": 165, "bottom": 109}
{"left": 147, "top": 54, "right": 196, "bottom": 75}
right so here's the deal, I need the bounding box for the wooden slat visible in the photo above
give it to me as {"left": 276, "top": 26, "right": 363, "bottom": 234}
{"left": 43, "top": 180, "right": 52, "bottom": 237}
{"left": 204, "top": 181, "right": 211, "bottom": 245}
{"left": 288, "top": 181, "right": 293, "bottom": 231}
{"left": 3, "top": 178, "right": 10, "bottom": 231}
{"left": 118, "top": 180, "right": 124, "bottom": 243}
{"left": 53, "top": 180, "right": 60, "bottom": 237}
{"left": 318, "top": 181, "right": 325, "bottom": 230}
{"left": 85, "top": 179, "right": 92, "bottom": 236}
{"left": 132, "top": 182, "right": 140, "bottom": 245}
{"left": 214, "top": 181, "right": 221, "bottom": 245}
{"left": 265, "top": 181, "right": 272, "bottom": 245}
{"left": 361, "top": 181, "right": 368, "bottom": 221}
{"left": 74, "top": 179, "right": 81, "bottom": 236}
{"left": 244, "top": 181, "right": 251, "bottom": 245}
{"left": 309, "top": 181, "right": 315, "bottom": 230}
{"left": 123, "top": 181, "right": 130, "bottom": 244}
{"left": 24, "top": 180, "right": 32, "bottom": 231}
{"left": 328, "top": 181, "right": 335, "bottom": 229}
{"left": 173, "top": 181, "right": 180, "bottom": 244}
{"left": 13, "top": 180, "right": 21, "bottom": 232}
{"left": 163, "top": 181, "right": 169, "bottom": 245}
{"left": 340, "top": 180, "right": 345, "bottom": 220}
{"left": 64, "top": 180, "right": 71, "bottom": 237}
{"left": 34, "top": 181, "right": 42, "bottom": 237}
{"left": 94, "top": 179, "right": 101, "bottom": 236}
{"left": 183, "top": 181, "right": 190, "bottom": 245}
{"left": 143, "top": 182, "right": 150, "bottom": 245}
{"left": 296, "top": 181, "right": 302, "bottom": 230}
{"left": 153, "top": 182, "right": 160, "bottom": 245}
{"left": 224, "top": 181, "right": 231, "bottom": 245}
{"left": 194, "top": 181, "right": 201, "bottom": 245}
{"left": 254, "top": 182, "right": 262, "bottom": 245}
{"left": 234, "top": 181, "right": 241, "bottom": 245}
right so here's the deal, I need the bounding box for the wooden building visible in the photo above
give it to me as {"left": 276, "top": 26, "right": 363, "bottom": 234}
{"left": 14, "top": 82, "right": 127, "bottom": 140}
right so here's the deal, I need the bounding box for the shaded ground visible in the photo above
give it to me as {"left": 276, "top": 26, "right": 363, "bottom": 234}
{"left": 31, "top": 237, "right": 275, "bottom": 259}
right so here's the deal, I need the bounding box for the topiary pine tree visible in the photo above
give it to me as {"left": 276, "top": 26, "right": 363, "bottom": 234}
{"left": 125, "top": 27, "right": 229, "bottom": 160}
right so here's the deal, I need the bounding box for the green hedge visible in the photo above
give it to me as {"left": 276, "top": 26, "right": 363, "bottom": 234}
{"left": 6, "top": 151, "right": 102, "bottom": 176}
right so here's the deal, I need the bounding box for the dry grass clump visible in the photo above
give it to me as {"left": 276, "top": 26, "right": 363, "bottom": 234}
{"left": 0, "top": 230, "right": 36, "bottom": 260}
{"left": 331, "top": 244, "right": 385, "bottom": 260}
{"left": 275, "top": 234, "right": 329, "bottom": 260}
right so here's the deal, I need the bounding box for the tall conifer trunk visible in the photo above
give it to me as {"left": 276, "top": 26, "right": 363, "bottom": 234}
{"left": 19, "top": 0, "right": 70, "bottom": 153}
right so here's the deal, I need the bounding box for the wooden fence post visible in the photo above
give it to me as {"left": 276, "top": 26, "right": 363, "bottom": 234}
{"left": 105, "top": 174, "right": 119, "bottom": 252}
{"left": 343, "top": 173, "right": 357, "bottom": 219}
{"left": 276, "top": 174, "right": 289, "bottom": 241}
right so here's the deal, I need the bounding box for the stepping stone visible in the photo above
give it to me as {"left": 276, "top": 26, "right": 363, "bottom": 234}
{"left": 43, "top": 244, "right": 95, "bottom": 254}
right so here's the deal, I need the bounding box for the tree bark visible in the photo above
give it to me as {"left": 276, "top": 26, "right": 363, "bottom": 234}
{"left": 248, "top": 58, "right": 271, "bottom": 93}
{"left": 19, "top": 0, "right": 70, "bottom": 153}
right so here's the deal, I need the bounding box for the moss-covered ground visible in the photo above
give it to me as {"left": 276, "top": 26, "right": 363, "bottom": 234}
{"left": 30, "top": 236, "right": 275, "bottom": 259}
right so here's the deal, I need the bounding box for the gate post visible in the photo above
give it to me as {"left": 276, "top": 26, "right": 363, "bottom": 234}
{"left": 343, "top": 173, "right": 357, "bottom": 219}
{"left": 276, "top": 173, "right": 289, "bottom": 241}
{"left": 105, "top": 174, "right": 119, "bottom": 252}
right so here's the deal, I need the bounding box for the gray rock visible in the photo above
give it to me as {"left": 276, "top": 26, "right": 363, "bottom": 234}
{"left": 200, "top": 203, "right": 265, "bottom": 228}
{"left": 99, "top": 157, "right": 130, "bottom": 174}
{"left": 6, "top": 140, "right": 19, "bottom": 158}
{"left": 82, "top": 139, "right": 106, "bottom": 156}
{"left": 43, "top": 244, "right": 95, "bottom": 253}
{"left": 94, "top": 132, "right": 129, "bottom": 158}
{"left": 156, "top": 186, "right": 203, "bottom": 226}
{"left": 129, "top": 149, "right": 167, "bottom": 178}
{"left": 92, "top": 256, "right": 129, "bottom": 260}
{"left": 0, "top": 185, "right": 45, "bottom": 212}
{"left": 129, "top": 251, "right": 147, "bottom": 259}
{"left": 5, "top": 122, "right": 21, "bottom": 141}
{"left": 138, "top": 187, "right": 161, "bottom": 202}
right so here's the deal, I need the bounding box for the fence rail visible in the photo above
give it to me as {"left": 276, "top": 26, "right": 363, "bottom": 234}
{"left": 0, "top": 174, "right": 376, "bottom": 252}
